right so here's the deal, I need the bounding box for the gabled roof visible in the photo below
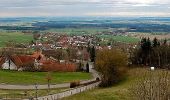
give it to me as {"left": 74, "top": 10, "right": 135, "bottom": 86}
{"left": 32, "top": 51, "right": 44, "bottom": 60}
{"left": 0, "top": 55, "right": 36, "bottom": 68}
{"left": 11, "top": 55, "right": 35, "bottom": 67}
{"left": 0, "top": 57, "right": 5, "bottom": 67}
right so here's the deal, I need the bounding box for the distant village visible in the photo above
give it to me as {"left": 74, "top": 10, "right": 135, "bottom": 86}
{"left": 0, "top": 31, "right": 117, "bottom": 72}
{"left": 0, "top": 29, "right": 144, "bottom": 73}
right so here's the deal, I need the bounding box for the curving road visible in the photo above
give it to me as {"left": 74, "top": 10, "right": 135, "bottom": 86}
{"left": 0, "top": 62, "right": 100, "bottom": 90}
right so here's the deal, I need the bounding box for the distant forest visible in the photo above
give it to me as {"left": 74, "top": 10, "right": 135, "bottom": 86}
{"left": 0, "top": 17, "right": 170, "bottom": 32}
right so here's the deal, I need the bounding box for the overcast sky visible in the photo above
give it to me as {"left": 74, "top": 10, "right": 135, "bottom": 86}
{"left": 0, "top": 0, "right": 170, "bottom": 17}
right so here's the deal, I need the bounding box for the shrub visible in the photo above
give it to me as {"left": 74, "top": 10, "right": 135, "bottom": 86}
{"left": 22, "top": 62, "right": 37, "bottom": 72}
{"left": 70, "top": 81, "right": 80, "bottom": 88}
{"left": 95, "top": 49, "right": 128, "bottom": 87}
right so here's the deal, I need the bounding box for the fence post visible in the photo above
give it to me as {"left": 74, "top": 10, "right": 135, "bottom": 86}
{"left": 35, "top": 83, "right": 38, "bottom": 100}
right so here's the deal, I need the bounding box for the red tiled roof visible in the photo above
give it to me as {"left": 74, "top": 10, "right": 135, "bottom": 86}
{"left": 11, "top": 55, "right": 35, "bottom": 67}
{"left": 32, "top": 51, "right": 44, "bottom": 60}
{"left": 0, "top": 57, "right": 5, "bottom": 67}
{"left": 0, "top": 55, "right": 35, "bottom": 69}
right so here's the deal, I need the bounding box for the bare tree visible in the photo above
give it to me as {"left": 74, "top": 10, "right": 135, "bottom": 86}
{"left": 129, "top": 69, "right": 170, "bottom": 100}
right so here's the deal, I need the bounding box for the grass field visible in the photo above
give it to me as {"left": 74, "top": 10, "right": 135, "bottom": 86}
{"left": 0, "top": 32, "right": 33, "bottom": 47}
{"left": 0, "top": 70, "right": 92, "bottom": 85}
{"left": 62, "top": 68, "right": 154, "bottom": 100}
{"left": 44, "top": 28, "right": 111, "bottom": 35}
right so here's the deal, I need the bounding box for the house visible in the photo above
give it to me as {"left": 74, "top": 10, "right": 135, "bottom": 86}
{"left": 0, "top": 50, "right": 43, "bottom": 70}
{"left": 0, "top": 57, "right": 17, "bottom": 70}
{"left": 0, "top": 55, "right": 36, "bottom": 70}
{"left": 0, "top": 51, "right": 78, "bottom": 72}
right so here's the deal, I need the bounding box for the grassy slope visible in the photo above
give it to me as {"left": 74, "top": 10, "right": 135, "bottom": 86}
{"left": 62, "top": 79, "right": 132, "bottom": 100}
{"left": 0, "top": 32, "right": 33, "bottom": 47}
{"left": 62, "top": 68, "right": 148, "bottom": 100}
{"left": 0, "top": 70, "right": 92, "bottom": 85}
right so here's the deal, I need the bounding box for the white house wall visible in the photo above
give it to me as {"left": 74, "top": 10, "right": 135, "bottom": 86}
{"left": 2, "top": 59, "right": 18, "bottom": 70}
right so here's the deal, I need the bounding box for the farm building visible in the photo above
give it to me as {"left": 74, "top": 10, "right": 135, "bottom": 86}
{"left": 0, "top": 51, "right": 77, "bottom": 72}
{"left": 0, "top": 55, "right": 36, "bottom": 70}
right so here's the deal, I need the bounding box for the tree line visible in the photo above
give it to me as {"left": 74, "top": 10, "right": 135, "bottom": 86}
{"left": 130, "top": 37, "right": 170, "bottom": 69}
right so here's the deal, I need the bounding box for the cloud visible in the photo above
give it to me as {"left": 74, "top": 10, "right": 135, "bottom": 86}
{"left": 86, "top": 11, "right": 170, "bottom": 17}
{"left": 0, "top": 0, "right": 169, "bottom": 17}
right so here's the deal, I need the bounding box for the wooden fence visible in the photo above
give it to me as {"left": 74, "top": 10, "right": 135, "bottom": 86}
{"left": 25, "top": 81, "right": 100, "bottom": 100}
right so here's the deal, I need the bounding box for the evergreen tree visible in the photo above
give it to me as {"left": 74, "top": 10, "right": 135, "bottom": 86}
{"left": 153, "top": 37, "right": 159, "bottom": 47}
{"left": 132, "top": 37, "right": 170, "bottom": 68}
{"left": 139, "top": 38, "right": 152, "bottom": 65}
{"left": 141, "top": 38, "right": 147, "bottom": 49}
{"left": 87, "top": 41, "right": 90, "bottom": 53}
{"left": 163, "top": 39, "right": 167, "bottom": 45}
{"left": 86, "top": 63, "right": 89, "bottom": 73}
{"left": 146, "top": 38, "right": 151, "bottom": 50}
{"left": 90, "top": 46, "right": 96, "bottom": 62}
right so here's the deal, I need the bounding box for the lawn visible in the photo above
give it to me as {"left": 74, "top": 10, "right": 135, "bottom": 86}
{"left": 0, "top": 32, "right": 33, "bottom": 47}
{"left": 0, "top": 70, "right": 92, "bottom": 85}
{"left": 61, "top": 68, "right": 153, "bottom": 100}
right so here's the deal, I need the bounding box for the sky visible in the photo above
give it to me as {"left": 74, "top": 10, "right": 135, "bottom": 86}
{"left": 0, "top": 0, "right": 170, "bottom": 17}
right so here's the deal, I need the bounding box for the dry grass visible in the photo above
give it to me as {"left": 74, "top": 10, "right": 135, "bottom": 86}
{"left": 62, "top": 68, "right": 170, "bottom": 100}
{"left": 129, "top": 68, "right": 170, "bottom": 100}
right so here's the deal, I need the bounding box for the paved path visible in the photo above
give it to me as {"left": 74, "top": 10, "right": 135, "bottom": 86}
{"left": 0, "top": 62, "right": 100, "bottom": 90}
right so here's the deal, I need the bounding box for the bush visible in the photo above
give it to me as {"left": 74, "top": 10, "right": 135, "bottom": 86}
{"left": 95, "top": 49, "right": 128, "bottom": 87}
{"left": 22, "top": 62, "right": 37, "bottom": 72}
{"left": 70, "top": 81, "right": 80, "bottom": 88}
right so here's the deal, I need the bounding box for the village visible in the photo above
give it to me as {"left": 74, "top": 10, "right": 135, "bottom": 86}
{"left": 0, "top": 30, "right": 122, "bottom": 73}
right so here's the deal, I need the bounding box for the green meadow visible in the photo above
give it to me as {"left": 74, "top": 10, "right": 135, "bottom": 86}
{"left": 44, "top": 28, "right": 110, "bottom": 35}
{"left": 0, "top": 70, "right": 92, "bottom": 85}
{"left": 0, "top": 32, "right": 33, "bottom": 47}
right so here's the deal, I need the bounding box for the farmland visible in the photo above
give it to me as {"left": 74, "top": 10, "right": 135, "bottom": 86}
{"left": 98, "top": 35, "right": 140, "bottom": 43}
{"left": 1, "top": 17, "right": 170, "bottom": 45}
{"left": 130, "top": 32, "right": 170, "bottom": 40}
{"left": 44, "top": 28, "right": 110, "bottom": 35}
{"left": 0, "top": 31, "right": 33, "bottom": 47}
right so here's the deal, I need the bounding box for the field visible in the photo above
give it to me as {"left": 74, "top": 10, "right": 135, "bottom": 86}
{"left": 62, "top": 68, "right": 159, "bottom": 100}
{"left": 44, "top": 28, "right": 111, "bottom": 35}
{"left": 0, "top": 70, "right": 92, "bottom": 85}
{"left": 130, "top": 32, "right": 170, "bottom": 40}
{"left": 98, "top": 35, "right": 140, "bottom": 43}
{"left": 0, "top": 31, "right": 33, "bottom": 47}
